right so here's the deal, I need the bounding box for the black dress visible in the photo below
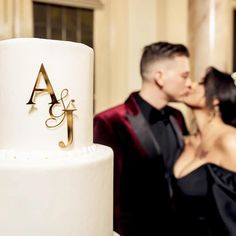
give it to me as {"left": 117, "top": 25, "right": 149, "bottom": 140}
{"left": 172, "top": 164, "right": 236, "bottom": 236}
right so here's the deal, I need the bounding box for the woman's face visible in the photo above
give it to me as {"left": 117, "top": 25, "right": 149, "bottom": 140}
{"left": 181, "top": 81, "right": 206, "bottom": 108}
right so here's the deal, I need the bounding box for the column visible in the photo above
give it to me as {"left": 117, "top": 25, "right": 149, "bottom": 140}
{"left": 189, "top": 0, "right": 231, "bottom": 81}
{"left": 0, "top": 0, "right": 33, "bottom": 40}
{"left": 0, "top": 0, "right": 14, "bottom": 39}
{"left": 14, "top": 0, "right": 33, "bottom": 37}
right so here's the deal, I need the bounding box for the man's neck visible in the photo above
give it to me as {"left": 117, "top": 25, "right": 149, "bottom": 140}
{"left": 139, "top": 87, "right": 168, "bottom": 110}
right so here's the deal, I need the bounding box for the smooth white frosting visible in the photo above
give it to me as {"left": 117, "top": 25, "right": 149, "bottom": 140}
{"left": 0, "top": 144, "right": 113, "bottom": 236}
{"left": 0, "top": 38, "right": 93, "bottom": 151}
{"left": 0, "top": 38, "right": 114, "bottom": 236}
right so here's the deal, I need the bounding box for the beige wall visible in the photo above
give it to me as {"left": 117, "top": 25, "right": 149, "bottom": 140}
{"left": 156, "top": 0, "right": 188, "bottom": 44}
{"left": 127, "top": 0, "right": 159, "bottom": 94}
{"left": 94, "top": 0, "right": 160, "bottom": 112}
{"left": 155, "top": 0, "right": 193, "bottom": 130}
{"left": 229, "top": 0, "right": 236, "bottom": 72}
{"left": 94, "top": 0, "right": 195, "bottom": 130}
{"left": 0, "top": 0, "right": 234, "bottom": 131}
{"left": 0, "top": 0, "right": 33, "bottom": 39}
{"left": 95, "top": 0, "right": 189, "bottom": 113}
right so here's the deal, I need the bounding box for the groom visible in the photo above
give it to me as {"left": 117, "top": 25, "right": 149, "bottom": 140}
{"left": 94, "top": 41, "right": 191, "bottom": 236}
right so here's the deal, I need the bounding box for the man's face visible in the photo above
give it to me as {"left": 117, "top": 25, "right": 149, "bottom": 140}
{"left": 161, "top": 55, "right": 191, "bottom": 102}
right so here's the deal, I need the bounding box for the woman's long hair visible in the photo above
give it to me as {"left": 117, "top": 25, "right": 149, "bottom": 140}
{"left": 203, "top": 67, "right": 236, "bottom": 127}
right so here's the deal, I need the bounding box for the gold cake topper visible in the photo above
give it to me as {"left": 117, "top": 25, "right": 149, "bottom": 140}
{"left": 26, "top": 63, "right": 77, "bottom": 148}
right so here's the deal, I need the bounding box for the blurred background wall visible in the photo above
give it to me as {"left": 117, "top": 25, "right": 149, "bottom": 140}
{"left": 0, "top": 0, "right": 235, "bottom": 132}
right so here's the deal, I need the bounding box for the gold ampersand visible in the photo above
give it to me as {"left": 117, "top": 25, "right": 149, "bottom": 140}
{"left": 45, "top": 89, "right": 77, "bottom": 148}
{"left": 45, "top": 89, "right": 69, "bottom": 128}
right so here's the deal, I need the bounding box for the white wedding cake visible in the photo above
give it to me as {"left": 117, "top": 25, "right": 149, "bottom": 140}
{"left": 0, "top": 38, "right": 114, "bottom": 236}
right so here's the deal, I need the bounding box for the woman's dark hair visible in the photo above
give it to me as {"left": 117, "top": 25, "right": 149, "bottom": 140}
{"left": 203, "top": 66, "right": 236, "bottom": 127}
{"left": 140, "top": 41, "right": 189, "bottom": 78}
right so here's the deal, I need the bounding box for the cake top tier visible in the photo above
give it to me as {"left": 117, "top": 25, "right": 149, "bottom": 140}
{"left": 0, "top": 38, "right": 94, "bottom": 151}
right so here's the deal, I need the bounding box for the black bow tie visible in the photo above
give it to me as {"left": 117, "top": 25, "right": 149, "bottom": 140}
{"left": 149, "top": 108, "right": 170, "bottom": 124}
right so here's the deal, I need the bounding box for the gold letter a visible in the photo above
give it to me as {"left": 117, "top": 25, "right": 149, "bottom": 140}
{"left": 26, "top": 63, "right": 59, "bottom": 105}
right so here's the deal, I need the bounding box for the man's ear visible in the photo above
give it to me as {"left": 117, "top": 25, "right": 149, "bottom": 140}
{"left": 154, "top": 70, "right": 164, "bottom": 87}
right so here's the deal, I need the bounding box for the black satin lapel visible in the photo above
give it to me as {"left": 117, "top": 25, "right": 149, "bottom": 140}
{"left": 127, "top": 112, "right": 161, "bottom": 158}
{"left": 169, "top": 115, "right": 184, "bottom": 164}
{"left": 169, "top": 115, "right": 184, "bottom": 149}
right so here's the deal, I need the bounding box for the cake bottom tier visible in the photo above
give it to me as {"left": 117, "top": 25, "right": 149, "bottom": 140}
{"left": 0, "top": 144, "right": 113, "bottom": 236}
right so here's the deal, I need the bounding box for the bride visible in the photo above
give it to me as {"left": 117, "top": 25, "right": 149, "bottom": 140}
{"left": 173, "top": 67, "right": 236, "bottom": 236}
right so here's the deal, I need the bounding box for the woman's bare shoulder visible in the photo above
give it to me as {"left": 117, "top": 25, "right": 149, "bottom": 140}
{"left": 216, "top": 128, "right": 236, "bottom": 171}
{"left": 218, "top": 128, "right": 236, "bottom": 150}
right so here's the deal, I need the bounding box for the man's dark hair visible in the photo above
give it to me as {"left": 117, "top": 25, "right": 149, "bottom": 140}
{"left": 140, "top": 41, "right": 189, "bottom": 78}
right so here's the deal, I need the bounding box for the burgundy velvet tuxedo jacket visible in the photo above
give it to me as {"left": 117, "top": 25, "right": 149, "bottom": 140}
{"left": 93, "top": 92, "right": 188, "bottom": 236}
